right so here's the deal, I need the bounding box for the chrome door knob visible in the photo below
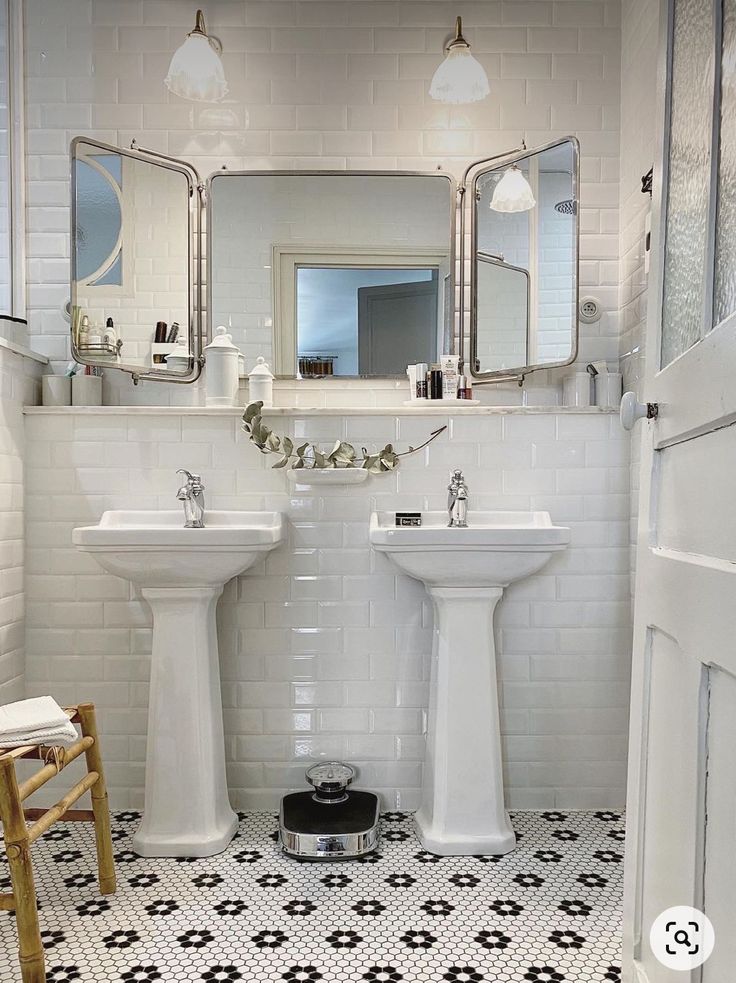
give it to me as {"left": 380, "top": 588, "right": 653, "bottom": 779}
{"left": 620, "top": 391, "right": 658, "bottom": 431}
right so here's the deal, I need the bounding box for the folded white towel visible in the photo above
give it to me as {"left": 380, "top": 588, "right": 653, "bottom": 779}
{"left": 0, "top": 696, "right": 79, "bottom": 748}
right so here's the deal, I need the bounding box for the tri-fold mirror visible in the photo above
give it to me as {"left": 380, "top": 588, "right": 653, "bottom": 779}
{"left": 69, "top": 136, "right": 579, "bottom": 386}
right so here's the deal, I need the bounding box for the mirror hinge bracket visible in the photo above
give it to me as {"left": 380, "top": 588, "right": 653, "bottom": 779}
{"left": 131, "top": 372, "right": 140, "bottom": 386}
{"left": 197, "top": 183, "right": 207, "bottom": 204}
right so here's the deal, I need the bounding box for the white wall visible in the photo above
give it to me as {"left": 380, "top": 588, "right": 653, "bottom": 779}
{"left": 617, "top": 0, "right": 660, "bottom": 588}
{"left": 23, "top": 0, "right": 622, "bottom": 397}
{"left": 18, "top": 0, "right": 636, "bottom": 813}
{"left": 0, "top": 344, "right": 42, "bottom": 703}
{"left": 25, "top": 405, "right": 631, "bottom": 810}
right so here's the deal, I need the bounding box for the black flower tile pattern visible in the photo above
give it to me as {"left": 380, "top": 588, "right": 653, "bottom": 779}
{"left": 0, "top": 811, "right": 622, "bottom": 981}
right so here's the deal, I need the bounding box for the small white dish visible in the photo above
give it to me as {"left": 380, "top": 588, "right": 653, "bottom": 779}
{"left": 286, "top": 468, "right": 369, "bottom": 486}
{"left": 403, "top": 398, "right": 480, "bottom": 406}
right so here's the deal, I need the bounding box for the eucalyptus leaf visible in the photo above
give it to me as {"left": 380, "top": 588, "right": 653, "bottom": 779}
{"left": 241, "top": 400, "right": 447, "bottom": 475}
{"left": 244, "top": 402, "right": 263, "bottom": 425}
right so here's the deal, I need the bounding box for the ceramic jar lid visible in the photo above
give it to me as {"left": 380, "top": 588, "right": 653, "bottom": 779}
{"left": 248, "top": 355, "right": 274, "bottom": 379}
{"left": 205, "top": 325, "right": 239, "bottom": 352}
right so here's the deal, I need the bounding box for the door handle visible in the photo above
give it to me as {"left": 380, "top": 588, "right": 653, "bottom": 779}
{"left": 620, "top": 391, "right": 659, "bottom": 431}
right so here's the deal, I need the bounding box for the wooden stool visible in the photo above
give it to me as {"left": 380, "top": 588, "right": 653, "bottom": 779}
{"left": 0, "top": 703, "right": 116, "bottom": 983}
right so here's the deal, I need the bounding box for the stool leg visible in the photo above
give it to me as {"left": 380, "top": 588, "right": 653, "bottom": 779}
{"left": 0, "top": 757, "right": 45, "bottom": 983}
{"left": 76, "top": 704, "right": 116, "bottom": 895}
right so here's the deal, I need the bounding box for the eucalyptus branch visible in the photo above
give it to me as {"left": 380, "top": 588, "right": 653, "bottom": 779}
{"left": 242, "top": 402, "right": 447, "bottom": 474}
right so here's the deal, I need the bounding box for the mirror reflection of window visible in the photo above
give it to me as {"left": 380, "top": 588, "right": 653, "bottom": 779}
{"left": 74, "top": 154, "right": 123, "bottom": 286}
{"left": 296, "top": 267, "right": 438, "bottom": 377}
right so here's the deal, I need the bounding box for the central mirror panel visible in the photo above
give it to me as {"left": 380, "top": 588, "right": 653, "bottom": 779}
{"left": 209, "top": 172, "right": 455, "bottom": 378}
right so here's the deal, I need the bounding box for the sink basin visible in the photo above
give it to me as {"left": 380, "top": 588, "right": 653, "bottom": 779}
{"left": 370, "top": 509, "right": 569, "bottom": 857}
{"left": 369, "top": 510, "right": 569, "bottom": 586}
{"left": 73, "top": 510, "right": 284, "bottom": 587}
{"left": 74, "top": 509, "right": 286, "bottom": 858}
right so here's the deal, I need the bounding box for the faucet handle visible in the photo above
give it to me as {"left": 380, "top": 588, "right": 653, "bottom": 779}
{"left": 176, "top": 469, "right": 204, "bottom": 490}
{"left": 450, "top": 468, "right": 465, "bottom": 483}
{"left": 177, "top": 468, "right": 200, "bottom": 482}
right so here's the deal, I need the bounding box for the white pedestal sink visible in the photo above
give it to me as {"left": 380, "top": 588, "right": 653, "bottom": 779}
{"left": 370, "top": 510, "right": 569, "bottom": 856}
{"left": 73, "top": 510, "right": 285, "bottom": 858}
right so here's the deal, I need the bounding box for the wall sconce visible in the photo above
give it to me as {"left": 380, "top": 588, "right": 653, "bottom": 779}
{"left": 165, "top": 9, "right": 228, "bottom": 103}
{"left": 429, "top": 17, "right": 490, "bottom": 105}
{"left": 490, "top": 165, "right": 536, "bottom": 212}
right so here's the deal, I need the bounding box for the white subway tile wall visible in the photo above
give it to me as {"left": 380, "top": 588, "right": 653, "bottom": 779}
{"left": 0, "top": 348, "right": 42, "bottom": 702}
{"left": 618, "top": 0, "right": 659, "bottom": 590}
{"left": 24, "top": 407, "right": 630, "bottom": 810}
{"left": 25, "top": 0, "right": 622, "bottom": 394}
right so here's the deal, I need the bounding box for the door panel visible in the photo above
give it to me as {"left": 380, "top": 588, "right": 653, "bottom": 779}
{"left": 656, "top": 428, "right": 736, "bottom": 561}
{"left": 702, "top": 667, "right": 736, "bottom": 982}
{"left": 357, "top": 275, "right": 439, "bottom": 375}
{"left": 638, "top": 631, "right": 706, "bottom": 974}
{"left": 624, "top": 0, "right": 736, "bottom": 979}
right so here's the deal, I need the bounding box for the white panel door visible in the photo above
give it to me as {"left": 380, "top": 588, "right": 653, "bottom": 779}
{"left": 622, "top": 0, "right": 736, "bottom": 980}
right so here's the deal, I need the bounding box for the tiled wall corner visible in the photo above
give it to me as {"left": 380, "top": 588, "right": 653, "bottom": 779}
{"left": 0, "top": 347, "right": 42, "bottom": 702}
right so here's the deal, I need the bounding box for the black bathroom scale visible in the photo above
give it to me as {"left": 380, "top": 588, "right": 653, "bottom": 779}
{"left": 279, "top": 762, "right": 380, "bottom": 861}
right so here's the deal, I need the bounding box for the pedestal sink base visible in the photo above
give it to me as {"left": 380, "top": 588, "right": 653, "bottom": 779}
{"left": 73, "top": 510, "right": 286, "bottom": 858}
{"left": 133, "top": 585, "right": 237, "bottom": 858}
{"left": 416, "top": 586, "right": 516, "bottom": 856}
{"left": 132, "top": 814, "right": 239, "bottom": 859}
{"left": 414, "top": 812, "right": 516, "bottom": 857}
{"left": 370, "top": 510, "right": 569, "bottom": 858}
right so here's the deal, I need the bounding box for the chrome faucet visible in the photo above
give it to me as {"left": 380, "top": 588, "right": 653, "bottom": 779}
{"left": 447, "top": 469, "right": 469, "bottom": 528}
{"left": 176, "top": 469, "right": 205, "bottom": 528}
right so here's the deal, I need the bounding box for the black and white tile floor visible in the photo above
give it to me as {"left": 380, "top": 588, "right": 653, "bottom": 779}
{"left": 1, "top": 810, "right": 623, "bottom": 983}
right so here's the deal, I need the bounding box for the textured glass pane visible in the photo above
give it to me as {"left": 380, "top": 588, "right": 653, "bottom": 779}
{"left": 714, "top": 0, "right": 736, "bottom": 326}
{"left": 661, "top": 0, "right": 713, "bottom": 368}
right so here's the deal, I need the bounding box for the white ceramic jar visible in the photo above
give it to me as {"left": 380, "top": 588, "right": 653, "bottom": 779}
{"left": 164, "top": 336, "right": 191, "bottom": 373}
{"left": 204, "top": 325, "right": 241, "bottom": 407}
{"left": 248, "top": 356, "right": 274, "bottom": 408}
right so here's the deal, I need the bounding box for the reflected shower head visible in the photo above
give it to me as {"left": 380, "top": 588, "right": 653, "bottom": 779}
{"left": 554, "top": 199, "right": 577, "bottom": 215}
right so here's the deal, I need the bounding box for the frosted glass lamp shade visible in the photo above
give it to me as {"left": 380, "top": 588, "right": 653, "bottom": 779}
{"left": 490, "top": 166, "right": 536, "bottom": 213}
{"left": 165, "top": 10, "right": 228, "bottom": 104}
{"left": 429, "top": 17, "right": 490, "bottom": 105}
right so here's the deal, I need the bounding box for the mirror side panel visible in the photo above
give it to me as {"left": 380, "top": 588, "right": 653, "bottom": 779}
{"left": 468, "top": 136, "right": 580, "bottom": 382}
{"left": 69, "top": 137, "right": 203, "bottom": 385}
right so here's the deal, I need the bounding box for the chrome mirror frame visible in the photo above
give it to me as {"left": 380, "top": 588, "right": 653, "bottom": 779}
{"left": 70, "top": 137, "right": 204, "bottom": 385}
{"left": 461, "top": 135, "right": 580, "bottom": 383}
